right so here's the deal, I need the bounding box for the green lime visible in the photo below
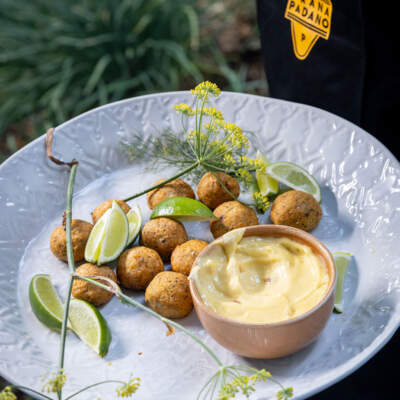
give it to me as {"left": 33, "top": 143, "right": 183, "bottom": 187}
{"left": 98, "top": 201, "right": 129, "bottom": 264}
{"left": 29, "top": 274, "right": 66, "bottom": 331}
{"left": 85, "top": 200, "right": 129, "bottom": 265}
{"left": 127, "top": 204, "right": 142, "bottom": 245}
{"left": 85, "top": 212, "right": 107, "bottom": 264}
{"left": 151, "top": 196, "right": 217, "bottom": 221}
{"left": 69, "top": 298, "right": 111, "bottom": 357}
{"left": 333, "top": 252, "right": 352, "bottom": 313}
{"left": 256, "top": 151, "right": 279, "bottom": 196}
{"left": 266, "top": 161, "right": 321, "bottom": 202}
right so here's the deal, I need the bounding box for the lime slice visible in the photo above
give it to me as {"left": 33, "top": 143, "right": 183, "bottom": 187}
{"left": 266, "top": 161, "right": 321, "bottom": 202}
{"left": 151, "top": 196, "right": 217, "bottom": 221}
{"left": 69, "top": 298, "right": 111, "bottom": 356}
{"left": 256, "top": 151, "right": 279, "bottom": 196}
{"left": 85, "top": 201, "right": 129, "bottom": 264}
{"left": 333, "top": 252, "right": 352, "bottom": 313}
{"left": 85, "top": 212, "right": 108, "bottom": 264}
{"left": 127, "top": 204, "right": 142, "bottom": 245}
{"left": 98, "top": 201, "right": 129, "bottom": 264}
{"left": 29, "top": 274, "right": 66, "bottom": 331}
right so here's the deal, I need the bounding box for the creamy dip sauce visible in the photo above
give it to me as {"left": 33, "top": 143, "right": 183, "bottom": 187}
{"left": 190, "top": 230, "right": 329, "bottom": 324}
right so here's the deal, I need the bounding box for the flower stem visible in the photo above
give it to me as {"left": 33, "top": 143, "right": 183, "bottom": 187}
{"left": 58, "top": 277, "right": 74, "bottom": 384}
{"left": 65, "top": 163, "right": 78, "bottom": 274}
{"left": 57, "top": 162, "right": 78, "bottom": 400}
{"left": 210, "top": 171, "right": 238, "bottom": 201}
{"left": 74, "top": 274, "right": 224, "bottom": 367}
{"left": 197, "top": 91, "right": 208, "bottom": 154}
{"left": 63, "top": 380, "right": 124, "bottom": 400}
{"left": 8, "top": 386, "right": 53, "bottom": 400}
{"left": 123, "top": 162, "right": 199, "bottom": 202}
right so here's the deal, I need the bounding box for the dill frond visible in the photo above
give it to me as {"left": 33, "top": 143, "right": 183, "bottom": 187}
{"left": 121, "top": 130, "right": 197, "bottom": 170}
{"left": 120, "top": 81, "right": 272, "bottom": 207}
{"left": 197, "top": 366, "right": 293, "bottom": 400}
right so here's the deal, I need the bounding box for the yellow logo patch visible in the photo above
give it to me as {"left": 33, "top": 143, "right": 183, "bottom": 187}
{"left": 285, "top": 0, "right": 332, "bottom": 60}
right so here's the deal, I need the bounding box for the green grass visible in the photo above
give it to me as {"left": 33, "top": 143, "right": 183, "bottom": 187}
{"left": 0, "top": 0, "right": 265, "bottom": 160}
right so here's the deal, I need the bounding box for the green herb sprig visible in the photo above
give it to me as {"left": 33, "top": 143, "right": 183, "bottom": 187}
{"left": 121, "top": 81, "right": 270, "bottom": 212}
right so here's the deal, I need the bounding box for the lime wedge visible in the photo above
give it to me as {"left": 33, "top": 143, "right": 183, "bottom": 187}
{"left": 98, "top": 201, "right": 129, "bottom": 264}
{"left": 29, "top": 274, "right": 66, "bottom": 331}
{"left": 85, "top": 201, "right": 129, "bottom": 265}
{"left": 127, "top": 204, "right": 142, "bottom": 245}
{"left": 151, "top": 196, "right": 217, "bottom": 221}
{"left": 85, "top": 213, "right": 108, "bottom": 264}
{"left": 256, "top": 151, "right": 279, "bottom": 196}
{"left": 266, "top": 161, "right": 321, "bottom": 202}
{"left": 333, "top": 252, "right": 352, "bottom": 313}
{"left": 69, "top": 298, "right": 111, "bottom": 356}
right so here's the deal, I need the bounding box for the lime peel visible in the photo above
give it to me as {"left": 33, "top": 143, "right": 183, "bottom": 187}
{"left": 127, "top": 204, "right": 142, "bottom": 245}
{"left": 255, "top": 151, "right": 279, "bottom": 196}
{"left": 85, "top": 200, "right": 129, "bottom": 265}
{"left": 333, "top": 251, "right": 352, "bottom": 314}
{"left": 266, "top": 161, "right": 321, "bottom": 202}
{"left": 69, "top": 298, "right": 111, "bottom": 357}
{"left": 29, "top": 274, "right": 66, "bottom": 331}
{"left": 84, "top": 211, "right": 108, "bottom": 264}
{"left": 151, "top": 196, "right": 217, "bottom": 221}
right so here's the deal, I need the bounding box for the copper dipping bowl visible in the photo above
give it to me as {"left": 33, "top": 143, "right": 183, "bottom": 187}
{"left": 189, "top": 225, "right": 336, "bottom": 359}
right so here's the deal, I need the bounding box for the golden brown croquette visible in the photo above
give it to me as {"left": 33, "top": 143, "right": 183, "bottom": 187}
{"left": 140, "top": 217, "right": 188, "bottom": 260}
{"left": 145, "top": 271, "right": 193, "bottom": 318}
{"left": 210, "top": 201, "right": 258, "bottom": 239}
{"left": 270, "top": 190, "right": 322, "bottom": 231}
{"left": 171, "top": 240, "right": 208, "bottom": 276}
{"left": 196, "top": 172, "right": 240, "bottom": 210}
{"left": 147, "top": 178, "right": 195, "bottom": 209}
{"left": 50, "top": 219, "right": 93, "bottom": 262}
{"left": 92, "top": 200, "right": 131, "bottom": 225}
{"left": 72, "top": 263, "right": 117, "bottom": 306}
{"left": 117, "top": 246, "right": 164, "bottom": 290}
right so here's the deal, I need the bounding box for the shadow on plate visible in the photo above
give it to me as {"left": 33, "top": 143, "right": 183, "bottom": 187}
{"left": 104, "top": 326, "right": 127, "bottom": 362}
{"left": 313, "top": 186, "right": 354, "bottom": 241}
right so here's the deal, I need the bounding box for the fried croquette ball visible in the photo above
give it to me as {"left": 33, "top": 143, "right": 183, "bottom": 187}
{"left": 145, "top": 271, "right": 193, "bottom": 318}
{"left": 147, "top": 178, "right": 195, "bottom": 209}
{"left": 196, "top": 172, "right": 240, "bottom": 210}
{"left": 72, "top": 263, "right": 117, "bottom": 306}
{"left": 92, "top": 200, "right": 130, "bottom": 225}
{"left": 117, "top": 246, "right": 164, "bottom": 290}
{"left": 210, "top": 201, "right": 258, "bottom": 239}
{"left": 141, "top": 218, "right": 188, "bottom": 260}
{"left": 50, "top": 219, "right": 93, "bottom": 262}
{"left": 171, "top": 240, "right": 208, "bottom": 276}
{"left": 270, "top": 190, "right": 322, "bottom": 231}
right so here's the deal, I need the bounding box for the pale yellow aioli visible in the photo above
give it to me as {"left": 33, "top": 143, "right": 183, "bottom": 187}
{"left": 190, "top": 229, "right": 329, "bottom": 324}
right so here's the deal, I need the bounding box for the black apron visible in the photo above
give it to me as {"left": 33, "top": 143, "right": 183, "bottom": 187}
{"left": 257, "top": 0, "right": 400, "bottom": 159}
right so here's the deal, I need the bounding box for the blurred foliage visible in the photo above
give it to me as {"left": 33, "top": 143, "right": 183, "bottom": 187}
{"left": 0, "top": 1, "right": 266, "bottom": 392}
{"left": 0, "top": 0, "right": 265, "bottom": 161}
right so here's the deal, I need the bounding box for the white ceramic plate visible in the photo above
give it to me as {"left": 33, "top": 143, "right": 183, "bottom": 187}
{"left": 1, "top": 92, "right": 399, "bottom": 399}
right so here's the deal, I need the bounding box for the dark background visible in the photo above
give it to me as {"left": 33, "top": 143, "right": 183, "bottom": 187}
{"left": 310, "top": 331, "right": 399, "bottom": 399}
{"left": 257, "top": 0, "right": 400, "bottom": 398}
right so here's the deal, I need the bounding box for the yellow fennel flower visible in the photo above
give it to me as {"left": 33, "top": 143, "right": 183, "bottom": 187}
{"left": 191, "top": 81, "right": 221, "bottom": 100}
{"left": 41, "top": 370, "right": 66, "bottom": 393}
{"left": 116, "top": 376, "right": 141, "bottom": 398}
{"left": 0, "top": 387, "right": 17, "bottom": 400}
{"left": 174, "top": 103, "right": 195, "bottom": 116}
{"left": 202, "top": 107, "right": 224, "bottom": 120}
{"left": 253, "top": 192, "right": 271, "bottom": 213}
